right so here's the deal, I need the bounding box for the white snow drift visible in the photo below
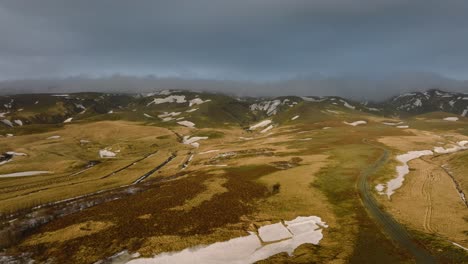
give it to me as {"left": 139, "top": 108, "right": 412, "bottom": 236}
{"left": 147, "top": 95, "right": 187, "bottom": 106}
{"left": 126, "top": 216, "right": 327, "bottom": 264}
{"left": 182, "top": 136, "right": 208, "bottom": 148}
{"left": 433, "top": 141, "right": 468, "bottom": 154}
{"left": 443, "top": 117, "right": 459, "bottom": 121}
{"left": 378, "top": 141, "right": 468, "bottom": 198}
{"left": 0, "top": 171, "right": 52, "bottom": 178}
{"left": 177, "top": 121, "right": 196, "bottom": 128}
{"left": 249, "top": 120, "right": 272, "bottom": 130}
{"left": 99, "top": 149, "right": 117, "bottom": 158}
{"left": 382, "top": 150, "right": 434, "bottom": 198}
{"left": 189, "top": 98, "right": 211, "bottom": 107}
{"left": 343, "top": 120, "right": 367, "bottom": 126}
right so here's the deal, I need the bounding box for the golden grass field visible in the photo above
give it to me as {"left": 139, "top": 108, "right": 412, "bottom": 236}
{"left": 1, "top": 110, "right": 468, "bottom": 263}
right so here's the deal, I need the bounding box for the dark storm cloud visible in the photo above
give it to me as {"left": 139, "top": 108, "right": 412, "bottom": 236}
{"left": 0, "top": 0, "right": 467, "bottom": 97}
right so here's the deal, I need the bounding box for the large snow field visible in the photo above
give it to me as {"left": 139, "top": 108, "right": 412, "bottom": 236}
{"left": 384, "top": 150, "right": 433, "bottom": 198}
{"left": 377, "top": 140, "right": 468, "bottom": 198}
{"left": 126, "top": 216, "right": 327, "bottom": 264}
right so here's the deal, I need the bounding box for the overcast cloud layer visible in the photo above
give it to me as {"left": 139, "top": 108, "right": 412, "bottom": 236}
{"left": 1, "top": 0, "right": 467, "bottom": 98}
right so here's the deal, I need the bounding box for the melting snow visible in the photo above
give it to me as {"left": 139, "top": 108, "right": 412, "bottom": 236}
{"left": 99, "top": 149, "right": 117, "bottom": 158}
{"left": 260, "top": 125, "right": 274, "bottom": 134}
{"left": 413, "top": 99, "right": 422, "bottom": 107}
{"left": 434, "top": 141, "right": 468, "bottom": 154}
{"left": 375, "top": 184, "right": 385, "bottom": 195}
{"left": 301, "top": 96, "right": 325, "bottom": 102}
{"left": 385, "top": 150, "right": 434, "bottom": 198}
{"left": 46, "top": 135, "right": 61, "bottom": 140}
{"left": 249, "top": 120, "right": 272, "bottom": 130}
{"left": 189, "top": 98, "right": 211, "bottom": 107}
{"left": 199, "top": 150, "right": 219, "bottom": 155}
{"left": 340, "top": 100, "right": 355, "bottom": 109}
{"left": 0, "top": 171, "right": 52, "bottom": 178}
{"left": 382, "top": 122, "right": 403, "bottom": 126}
{"left": 462, "top": 109, "right": 468, "bottom": 117}
{"left": 443, "top": 117, "right": 459, "bottom": 121}
{"left": 258, "top": 223, "right": 292, "bottom": 242}
{"left": 158, "top": 112, "right": 181, "bottom": 119}
{"left": 1, "top": 119, "right": 13, "bottom": 127}
{"left": 143, "top": 113, "right": 154, "bottom": 118}
{"left": 13, "top": 120, "right": 23, "bottom": 126}
{"left": 147, "top": 95, "right": 187, "bottom": 106}
{"left": 177, "top": 121, "right": 195, "bottom": 128}
{"left": 291, "top": 115, "right": 299, "bottom": 121}
{"left": 343, "top": 120, "right": 367, "bottom": 126}
{"left": 250, "top": 100, "right": 289, "bottom": 116}
{"left": 126, "top": 216, "right": 327, "bottom": 264}
{"left": 186, "top": 108, "right": 198, "bottom": 113}
{"left": 182, "top": 136, "right": 208, "bottom": 148}
{"left": 63, "top": 117, "right": 73, "bottom": 123}
{"left": 397, "top": 125, "right": 409, "bottom": 129}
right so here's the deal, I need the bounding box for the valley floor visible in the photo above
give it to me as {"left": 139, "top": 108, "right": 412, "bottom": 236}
{"left": 1, "top": 108, "right": 467, "bottom": 263}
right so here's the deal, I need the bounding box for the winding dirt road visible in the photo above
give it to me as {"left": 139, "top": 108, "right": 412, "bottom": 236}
{"left": 358, "top": 139, "right": 436, "bottom": 264}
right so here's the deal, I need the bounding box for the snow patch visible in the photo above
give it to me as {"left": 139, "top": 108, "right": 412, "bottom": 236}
{"left": 434, "top": 141, "right": 468, "bottom": 154}
{"left": 258, "top": 223, "right": 292, "bottom": 242}
{"left": 63, "top": 117, "right": 73, "bottom": 123}
{"left": 199, "top": 150, "right": 219, "bottom": 155}
{"left": 189, "top": 98, "right": 211, "bottom": 107}
{"left": 291, "top": 115, "right": 299, "bottom": 121}
{"left": 182, "top": 136, "right": 208, "bottom": 148}
{"left": 343, "top": 120, "right": 367, "bottom": 126}
{"left": 260, "top": 125, "right": 274, "bottom": 134}
{"left": 0, "top": 171, "right": 52, "bottom": 178}
{"left": 249, "top": 120, "right": 272, "bottom": 130}
{"left": 126, "top": 216, "right": 327, "bottom": 264}
{"left": 177, "top": 121, "right": 195, "bottom": 128}
{"left": 99, "top": 149, "right": 117, "bottom": 158}
{"left": 46, "top": 135, "right": 61, "bottom": 140}
{"left": 382, "top": 122, "right": 403, "bottom": 126}
{"left": 443, "top": 117, "right": 459, "bottom": 121}
{"left": 385, "top": 150, "right": 434, "bottom": 198}
{"left": 462, "top": 109, "right": 468, "bottom": 117}
{"left": 158, "top": 112, "right": 181, "bottom": 118}
{"left": 147, "top": 95, "right": 186, "bottom": 106}
{"left": 1, "top": 119, "right": 13, "bottom": 127}
{"left": 13, "top": 120, "right": 23, "bottom": 126}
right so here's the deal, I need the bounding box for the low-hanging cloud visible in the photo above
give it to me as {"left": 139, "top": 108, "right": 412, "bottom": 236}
{"left": 0, "top": 0, "right": 467, "bottom": 97}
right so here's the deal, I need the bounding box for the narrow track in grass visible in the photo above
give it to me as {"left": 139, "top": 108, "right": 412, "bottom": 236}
{"left": 359, "top": 139, "right": 436, "bottom": 264}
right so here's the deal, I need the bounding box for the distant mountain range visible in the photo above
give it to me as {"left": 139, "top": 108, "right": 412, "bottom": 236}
{"left": 0, "top": 89, "right": 466, "bottom": 130}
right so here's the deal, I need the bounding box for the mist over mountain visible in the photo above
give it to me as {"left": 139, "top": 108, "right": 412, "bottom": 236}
{"left": 1, "top": 73, "right": 466, "bottom": 101}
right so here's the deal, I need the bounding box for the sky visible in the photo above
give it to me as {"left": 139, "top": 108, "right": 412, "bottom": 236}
{"left": 0, "top": 0, "right": 467, "bottom": 98}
